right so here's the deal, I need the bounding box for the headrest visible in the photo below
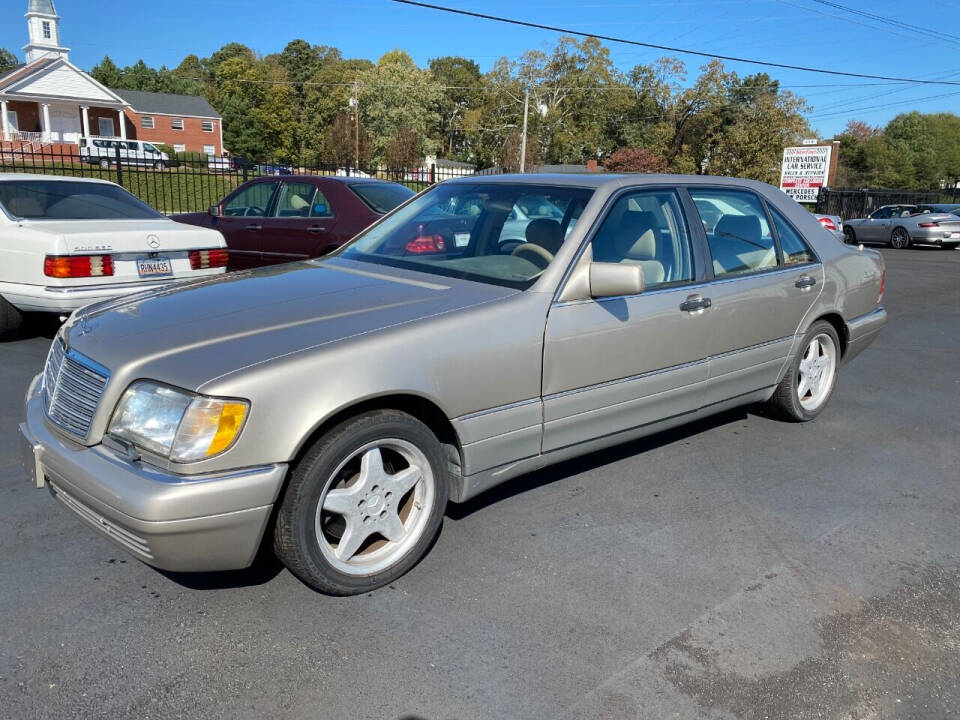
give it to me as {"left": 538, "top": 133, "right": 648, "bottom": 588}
{"left": 525, "top": 218, "right": 563, "bottom": 254}
{"left": 614, "top": 210, "right": 657, "bottom": 258}
{"left": 715, "top": 214, "right": 761, "bottom": 244}
{"left": 5, "top": 196, "right": 44, "bottom": 217}
{"left": 289, "top": 194, "right": 310, "bottom": 209}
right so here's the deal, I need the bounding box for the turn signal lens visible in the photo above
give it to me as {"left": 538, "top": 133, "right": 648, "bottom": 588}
{"left": 44, "top": 254, "right": 114, "bottom": 278}
{"left": 189, "top": 248, "right": 229, "bottom": 269}
{"left": 170, "top": 397, "right": 249, "bottom": 462}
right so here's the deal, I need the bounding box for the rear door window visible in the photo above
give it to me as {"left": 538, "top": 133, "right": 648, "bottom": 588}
{"left": 272, "top": 182, "right": 317, "bottom": 218}
{"left": 688, "top": 188, "right": 777, "bottom": 278}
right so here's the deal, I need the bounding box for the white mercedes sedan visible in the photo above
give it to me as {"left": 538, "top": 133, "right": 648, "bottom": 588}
{"left": 0, "top": 174, "right": 227, "bottom": 337}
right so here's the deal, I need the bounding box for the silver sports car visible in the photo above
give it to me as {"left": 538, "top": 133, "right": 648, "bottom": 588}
{"left": 19, "top": 174, "right": 887, "bottom": 595}
{"left": 843, "top": 204, "right": 960, "bottom": 249}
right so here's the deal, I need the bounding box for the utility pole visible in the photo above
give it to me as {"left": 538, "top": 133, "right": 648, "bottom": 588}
{"left": 519, "top": 87, "right": 529, "bottom": 173}
{"left": 352, "top": 80, "right": 360, "bottom": 171}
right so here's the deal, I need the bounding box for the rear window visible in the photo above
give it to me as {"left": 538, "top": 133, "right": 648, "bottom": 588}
{"left": 0, "top": 180, "right": 162, "bottom": 220}
{"left": 348, "top": 182, "right": 415, "bottom": 214}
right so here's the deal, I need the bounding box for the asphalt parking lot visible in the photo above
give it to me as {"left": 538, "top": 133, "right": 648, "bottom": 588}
{"left": 1, "top": 247, "right": 958, "bottom": 720}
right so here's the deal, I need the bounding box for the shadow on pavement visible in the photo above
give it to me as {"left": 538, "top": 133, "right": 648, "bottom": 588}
{"left": 446, "top": 407, "right": 751, "bottom": 520}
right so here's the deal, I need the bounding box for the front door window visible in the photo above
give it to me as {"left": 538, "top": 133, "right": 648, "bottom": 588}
{"left": 224, "top": 182, "right": 279, "bottom": 217}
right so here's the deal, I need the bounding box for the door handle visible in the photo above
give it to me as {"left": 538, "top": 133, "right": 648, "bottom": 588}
{"left": 244, "top": 224, "right": 262, "bottom": 231}
{"left": 307, "top": 225, "right": 326, "bottom": 234}
{"left": 679, "top": 296, "right": 712, "bottom": 313}
{"left": 795, "top": 275, "right": 817, "bottom": 289}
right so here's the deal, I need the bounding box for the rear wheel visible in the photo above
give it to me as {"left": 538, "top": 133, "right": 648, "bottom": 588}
{"left": 768, "top": 320, "right": 840, "bottom": 422}
{"left": 153, "top": 160, "right": 165, "bottom": 171}
{"left": 274, "top": 410, "right": 449, "bottom": 595}
{"left": 0, "top": 295, "right": 24, "bottom": 339}
{"left": 890, "top": 227, "right": 911, "bottom": 249}
{"left": 98, "top": 158, "right": 110, "bottom": 169}
{"left": 843, "top": 226, "right": 856, "bottom": 244}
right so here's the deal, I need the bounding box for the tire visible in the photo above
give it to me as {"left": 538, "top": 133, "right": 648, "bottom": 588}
{"left": 768, "top": 320, "right": 841, "bottom": 422}
{"left": 843, "top": 226, "right": 856, "bottom": 244}
{"left": 890, "top": 227, "right": 911, "bottom": 249}
{"left": 274, "top": 409, "right": 449, "bottom": 595}
{"left": 154, "top": 161, "right": 165, "bottom": 171}
{"left": 98, "top": 158, "right": 110, "bottom": 169}
{"left": 0, "top": 295, "right": 24, "bottom": 339}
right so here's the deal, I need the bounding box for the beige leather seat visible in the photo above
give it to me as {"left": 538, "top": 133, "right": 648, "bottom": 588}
{"left": 610, "top": 211, "right": 665, "bottom": 285}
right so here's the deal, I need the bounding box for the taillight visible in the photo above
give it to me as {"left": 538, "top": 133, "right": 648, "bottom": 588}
{"left": 189, "top": 248, "right": 229, "bottom": 269}
{"left": 878, "top": 267, "right": 885, "bottom": 304}
{"left": 405, "top": 235, "right": 446, "bottom": 254}
{"left": 818, "top": 216, "right": 837, "bottom": 232}
{"left": 917, "top": 221, "right": 939, "bottom": 228}
{"left": 44, "top": 254, "right": 114, "bottom": 278}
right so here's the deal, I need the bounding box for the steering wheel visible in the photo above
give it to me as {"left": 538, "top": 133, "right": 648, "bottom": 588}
{"left": 511, "top": 243, "right": 554, "bottom": 265}
{"left": 243, "top": 206, "right": 266, "bottom": 217}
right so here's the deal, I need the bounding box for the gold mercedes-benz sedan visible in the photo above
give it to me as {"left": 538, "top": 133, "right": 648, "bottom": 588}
{"left": 20, "top": 174, "right": 886, "bottom": 595}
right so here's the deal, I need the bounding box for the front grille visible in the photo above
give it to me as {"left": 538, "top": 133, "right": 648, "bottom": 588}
{"left": 42, "top": 338, "right": 109, "bottom": 439}
{"left": 48, "top": 481, "right": 153, "bottom": 559}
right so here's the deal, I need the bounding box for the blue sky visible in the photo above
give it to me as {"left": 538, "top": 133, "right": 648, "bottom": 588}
{"left": 4, "top": 0, "right": 959, "bottom": 137}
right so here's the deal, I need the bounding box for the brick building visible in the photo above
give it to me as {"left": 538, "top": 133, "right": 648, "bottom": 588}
{"left": 0, "top": 0, "right": 224, "bottom": 156}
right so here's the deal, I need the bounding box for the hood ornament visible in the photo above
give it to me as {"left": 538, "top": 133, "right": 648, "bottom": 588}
{"left": 76, "top": 309, "right": 93, "bottom": 336}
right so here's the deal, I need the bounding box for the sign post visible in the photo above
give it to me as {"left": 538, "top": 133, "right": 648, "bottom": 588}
{"left": 779, "top": 144, "right": 836, "bottom": 204}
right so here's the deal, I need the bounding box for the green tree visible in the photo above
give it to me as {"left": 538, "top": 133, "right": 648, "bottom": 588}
{"left": 428, "top": 56, "right": 481, "bottom": 158}
{"left": 358, "top": 50, "right": 441, "bottom": 164}
{"left": 90, "top": 56, "right": 123, "bottom": 87}
{"left": 0, "top": 48, "right": 18, "bottom": 73}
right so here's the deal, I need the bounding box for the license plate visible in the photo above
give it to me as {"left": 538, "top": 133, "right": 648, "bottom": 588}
{"left": 137, "top": 257, "right": 173, "bottom": 277}
{"left": 950, "top": 232, "right": 960, "bottom": 239}
{"left": 18, "top": 424, "right": 44, "bottom": 489}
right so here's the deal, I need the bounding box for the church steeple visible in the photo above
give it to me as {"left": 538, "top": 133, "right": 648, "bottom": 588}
{"left": 24, "top": 0, "right": 69, "bottom": 64}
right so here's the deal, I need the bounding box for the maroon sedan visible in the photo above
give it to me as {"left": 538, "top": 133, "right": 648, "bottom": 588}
{"left": 174, "top": 176, "right": 415, "bottom": 270}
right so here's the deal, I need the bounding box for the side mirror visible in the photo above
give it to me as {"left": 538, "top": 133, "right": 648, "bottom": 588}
{"left": 589, "top": 262, "right": 645, "bottom": 299}
{"left": 209, "top": 205, "right": 222, "bottom": 217}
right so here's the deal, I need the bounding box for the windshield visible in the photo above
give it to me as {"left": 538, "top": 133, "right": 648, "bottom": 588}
{"left": 0, "top": 180, "right": 162, "bottom": 220}
{"left": 339, "top": 182, "right": 594, "bottom": 289}
{"left": 348, "top": 182, "right": 416, "bottom": 214}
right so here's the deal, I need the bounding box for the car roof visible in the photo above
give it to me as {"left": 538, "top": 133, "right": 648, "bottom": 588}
{"left": 440, "top": 172, "right": 777, "bottom": 192}
{"left": 0, "top": 173, "right": 113, "bottom": 184}
{"left": 245, "top": 175, "right": 405, "bottom": 186}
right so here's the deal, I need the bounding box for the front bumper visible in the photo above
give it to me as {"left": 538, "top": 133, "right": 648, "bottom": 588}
{"left": 20, "top": 379, "right": 287, "bottom": 572}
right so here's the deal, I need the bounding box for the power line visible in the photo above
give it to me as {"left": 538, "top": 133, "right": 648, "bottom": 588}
{"left": 391, "top": 0, "right": 960, "bottom": 86}
{"left": 808, "top": 0, "right": 960, "bottom": 46}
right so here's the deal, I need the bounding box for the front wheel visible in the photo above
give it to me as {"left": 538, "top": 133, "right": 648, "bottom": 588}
{"left": 98, "top": 158, "right": 110, "bottom": 169}
{"left": 768, "top": 320, "right": 841, "bottom": 422}
{"left": 890, "top": 227, "right": 911, "bottom": 249}
{"left": 154, "top": 160, "right": 165, "bottom": 171}
{"left": 274, "top": 410, "right": 449, "bottom": 595}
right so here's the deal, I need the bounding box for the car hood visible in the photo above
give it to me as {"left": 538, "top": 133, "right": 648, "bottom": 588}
{"left": 63, "top": 257, "right": 518, "bottom": 390}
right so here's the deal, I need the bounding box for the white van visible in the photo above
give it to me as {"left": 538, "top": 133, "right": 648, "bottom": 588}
{"left": 79, "top": 137, "right": 171, "bottom": 170}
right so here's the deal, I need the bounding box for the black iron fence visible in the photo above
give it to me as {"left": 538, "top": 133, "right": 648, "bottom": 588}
{"left": 0, "top": 145, "right": 481, "bottom": 214}
{"left": 815, "top": 186, "right": 960, "bottom": 219}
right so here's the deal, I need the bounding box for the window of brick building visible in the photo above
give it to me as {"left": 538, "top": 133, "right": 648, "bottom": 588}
{"left": 171, "top": 118, "right": 184, "bottom": 130}
{"left": 141, "top": 116, "right": 154, "bottom": 129}
{"left": 201, "top": 120, "right": 214, "bottom": 132}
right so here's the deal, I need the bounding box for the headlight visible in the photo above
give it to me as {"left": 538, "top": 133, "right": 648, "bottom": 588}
{"left": 108, "top": 381, "right": 249, "bottom": 463}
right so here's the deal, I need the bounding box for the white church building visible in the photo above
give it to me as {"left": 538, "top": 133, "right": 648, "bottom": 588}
{"left": 0, "top": 0, "right": 223, "bottom": 155}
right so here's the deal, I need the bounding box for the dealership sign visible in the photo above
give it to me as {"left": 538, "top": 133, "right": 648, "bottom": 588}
{"left": 779, "top": 145, "right": 832, "bottom": 203}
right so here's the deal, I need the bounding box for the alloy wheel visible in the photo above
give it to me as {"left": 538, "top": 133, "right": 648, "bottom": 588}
{"left": 314, "top": 439, "right": 435, "bottom": 576}
{"left": 797, "top": 333, "right": 837, "bottom": 412}
{"left": 891, "top": 228, "right": 910, "bottom": 249}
